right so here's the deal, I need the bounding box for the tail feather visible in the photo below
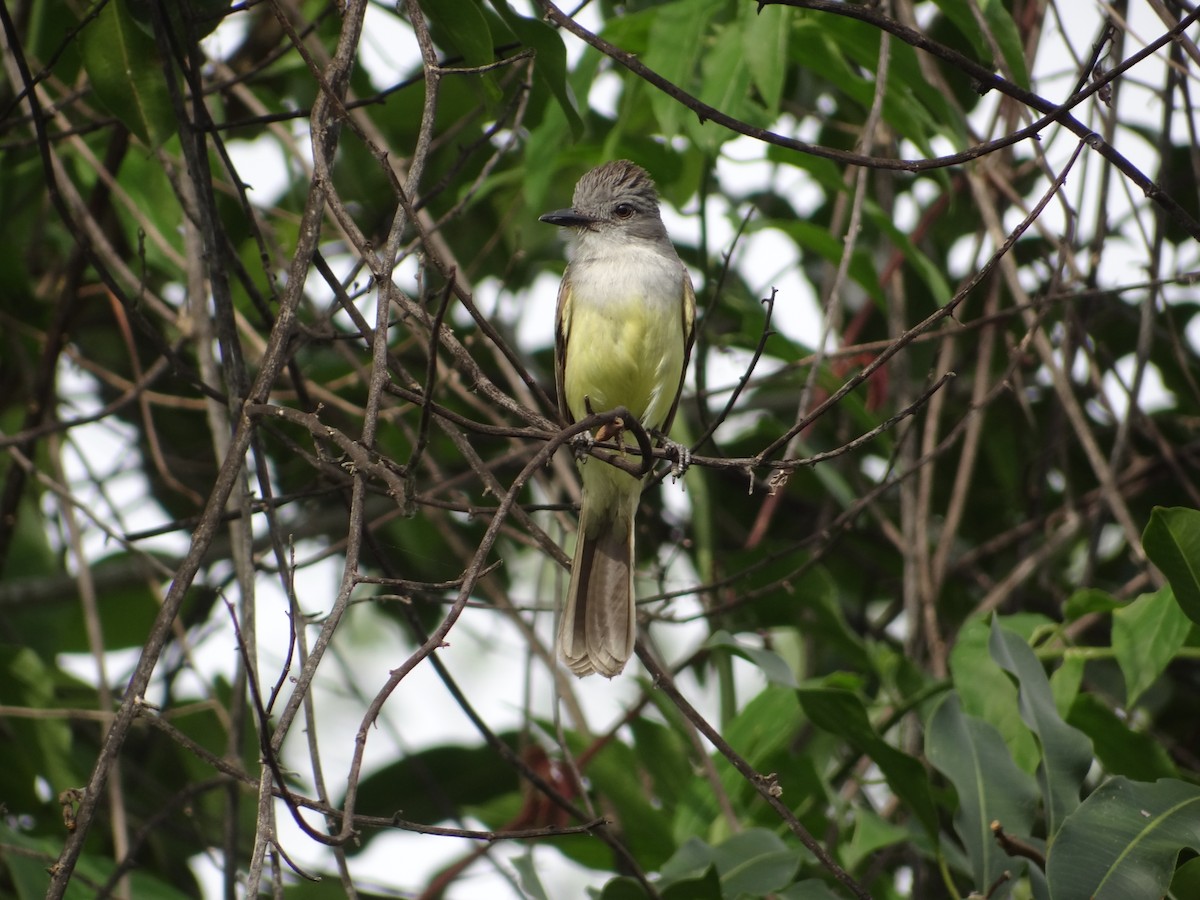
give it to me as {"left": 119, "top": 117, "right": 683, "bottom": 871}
{"left": 558, "top": 482, "right": 637, "bottom": 678}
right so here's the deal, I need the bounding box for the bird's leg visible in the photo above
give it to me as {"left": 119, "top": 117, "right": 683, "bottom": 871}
{"left": 652, "top": 430, "right": 692, "bottom": 482}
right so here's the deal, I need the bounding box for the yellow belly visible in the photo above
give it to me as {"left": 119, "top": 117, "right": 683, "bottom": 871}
{"left": 562, "top": 292, "right": 686, "bottom": 434}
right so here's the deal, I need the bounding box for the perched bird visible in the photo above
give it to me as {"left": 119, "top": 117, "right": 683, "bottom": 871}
{"left": 540, "top": 161, "right": 696, "bottom": 677}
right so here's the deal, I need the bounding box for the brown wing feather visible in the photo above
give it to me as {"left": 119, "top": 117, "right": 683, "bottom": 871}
{"left": 553, "top": 271, "right": 574, "bottom": 426}
{"left": 659, "top": 270, "right": 697, "bottom": 437}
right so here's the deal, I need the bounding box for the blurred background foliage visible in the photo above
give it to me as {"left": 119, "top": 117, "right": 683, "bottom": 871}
{"left": 1, "top": 0, "right": 1199, "bottom": 898}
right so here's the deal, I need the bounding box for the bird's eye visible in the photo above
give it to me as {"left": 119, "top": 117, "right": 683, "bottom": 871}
{"left": 613, "top": 203, "right": 635, "bottom": 219}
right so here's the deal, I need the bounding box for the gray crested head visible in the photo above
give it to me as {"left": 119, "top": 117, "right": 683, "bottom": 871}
{"left": 540, "top": 160, "right": 671, "bottom": 248}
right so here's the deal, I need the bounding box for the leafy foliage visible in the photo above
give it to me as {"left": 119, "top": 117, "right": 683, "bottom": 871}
{"left": 1, "top": 1, "right": 1199, "bottom": 898}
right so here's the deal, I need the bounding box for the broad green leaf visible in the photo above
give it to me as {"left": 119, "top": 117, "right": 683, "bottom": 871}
{"left": 1143, "top": 507, "right": 1200, "bottom": 627}
{"left": 598, "top": 869, "right": 723, "bottom": 900}
{"left": 989, "top": 621, "right": 1094, "bottom": 839}
{"left": 756, "top": 219, "right": 883, "bottom": 304}
{"left": 598, "top": 877, "right": 653, "bottom": 900}
{"left": 742, "top": 2, "right": 790, "bottom": 115}
{"left": 488, "top": 0, "right": 582, "bottom": 135}
{"left": 864, "top": 202, "right": 952, "bottom": 306}
{"left": 796, "top": 685, "right": 938, "bottom": 834}
{"left": 1171, "top": 856, "right": 1200, "bottom": 898}
{"left": 0, "top": 821, "right": 194, "bottom": 898}
{"left": 578, "top": 730, "right": 677, "bottom": 870}
{"left": 511, "top": 851, "right": 549, "bottom": 900}
{"left": 950, "top": 617, "right": 1039, "bottom": 773}
{"left": 707, "top": 630, "right": 797, "bottom": 686}
{"left": 778, "top": 881, "right": 845, "bottom": 900}
{"left": 1112, "top": 586, "right": 1192, "bottom": 707}
{"left": 1062, "top": 587, "right": 1122, "bottom": 622}
{"left": 1049, "top": 652, "right": 1085, "bottom": 719}
{"left": 629, "top": 717, "right": 695, "bottom": 809}
{"left": 980, "top": 0, "right": 1030, "bottom": 88}
{"left": 1067, "top": 694, "right": 1178, "bottom": 783}
{"left": 0, "top": 647, "right": 79, "bottom": 808}
{"left": 643, "top": 0, "right": 722, "bottom": 137}
{"left": 661, "top": 866, "right": 722, "bottom": 900}
{"left": 1045, "top": 777, "right": 1200, "bottom": 900}
{"left": 927, "top": 693, "right": 1039, "bottom": 894}
{"left": 690, "top": 21, "right": 758, "bottom": 154}
{"left": 660, "top": 829, "right": 799, "bottom": 896}
{"left": 81, "top": 0, "right": 176, "bottom": 146}
{"left": 840, "top": 809, "right": 910, "bottom": 872}
{"left": 420, "top": 0, "right": 493, "bottom": 68}
{"left": 346, "top": 734, "right": 519, "bottom": 828}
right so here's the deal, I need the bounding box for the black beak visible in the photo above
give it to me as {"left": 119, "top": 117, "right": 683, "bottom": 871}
{"left": 539, "top": 208, "right": 598, "bottom": 228}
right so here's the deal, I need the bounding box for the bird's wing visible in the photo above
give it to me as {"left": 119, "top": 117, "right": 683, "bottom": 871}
{"left": 554, "top": 270, "right": 574, "bottom": 425}
{"left": 660, "top": 269, "right": 697, "bottom": 437}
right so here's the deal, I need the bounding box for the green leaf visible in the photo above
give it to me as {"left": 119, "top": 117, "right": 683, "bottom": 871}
{"left": 1045, "top": 777, "right": 1200, "bottom": 900}
{"left": 642, "top": 0, "right": 722, "bottom": 138}
{"left": 1063, "top": 588, "right": 1122, "bottom": 622}
{"left": 980, "top": 0, "right": 1030, "bottom": 88}
{"left": 660, "top": 829, "right": 799, "bottom": 896}
{"left": 661, "top": 865, "right": 723, "bottom": 900}
{"left": 629, "top": 717, "right": 695, "bottom": 810}
{"left": 346, "top": 734, "right": 519, "bottom": 829}
{"left": 989, "top": 621, "right": 1094, "bottom": 840}
{"left": 1143, "top": 507, "right": 1200, "bottom": 627}
{"left": 742, "top": 2, "right": 790, "bottom": 115}
{"left": 778, "top": 881, "right": 845, "bottom": 900}
{"left": 927, "top": 693, "right": 1039, "bottom": 893}
{"left": 511, "top": 851, "right": 549, "bottom": 900}
{"left": 1171, "top": 856, "right": 1200, "bottom": 899}
{"left": 1067, "top": 694, "right": 1178, "bottom": 782}
{"left": 487, "top": 0, "right": 582, "bottom": 135}
{"left": 577, "top": 730, "right": 677, "bottom": 870}
{"left": 1112, "top": 586, "right": 1192, "bottom": 707}
{"left": 1049, "top": 652, "right": 1085, "bottom": 719}
{"left": 796, "top": 685, "right": 939, "bottom": 834}
{"left": 756, "top": 219, "right": 883, "bottom": 304}
{"left": 840, "top": 809, "right": 910, "bottom": 872}
{"left": 690, "top": 22, "right": 757, "bottom": 153}
{"left": 950, "top": 617, "right": 1039, "bottom": 774}
{"left": 0, "top": 647, "right": 79, "bottom": 809}
{"left": 81, "top": 0, "right": 176, "bottom": 146}
{"left": 598, "top": 876, "right": 654, "bottom": 900}
{"left": 420, "top": 0, "right": 493, "bottom": 68}
{"left": 706, "top": 631, "right": 798, "bottom": 687}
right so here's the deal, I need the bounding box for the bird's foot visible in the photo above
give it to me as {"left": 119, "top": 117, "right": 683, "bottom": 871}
{"left": 569, "top": 430, "right": 595, "bottom": 462}
{"left": 658, "top": 436, "right": 692, "bottom": 482}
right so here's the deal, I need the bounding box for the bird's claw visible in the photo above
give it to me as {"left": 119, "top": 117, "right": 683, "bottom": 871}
{"left": 570, "top": 430, "right": 595, "bottom": 462}
{"left": 661, "top": 438, "right": 691, "bottom": 482}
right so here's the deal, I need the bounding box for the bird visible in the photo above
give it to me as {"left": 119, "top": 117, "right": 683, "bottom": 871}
{"left": 540, "top": 160, "right": 696, "bottom": 677}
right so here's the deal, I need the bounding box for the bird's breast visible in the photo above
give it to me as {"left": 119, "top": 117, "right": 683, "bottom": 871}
{"left": 562, "top": 250, "right": 687, "bottom": 432}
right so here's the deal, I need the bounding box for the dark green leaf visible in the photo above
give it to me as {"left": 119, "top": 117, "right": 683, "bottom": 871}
{"left": 1067, "top": 694, "right": 1178, "bottom": 782}
{"left": 511, "top": 852, "right": 549, "bottom": 900}
{"left": 927, "top": 693, "right": 1039, "bottom": 893}
{"left": 642, "top": 0, "right": 722, "bottom": 138}
{"left": 81, "top": 0, "right": 176, "bottom": 146}
{"left": 1143, "top": 507, "right": 1200, "bottom": 627}
{"left": 742, "top": 2, "right": 790, "bottom": 115}
{"left": 950, "top": 617, "right": 1039, "bottom": 772}
{"left": 1112, "top": 586, "right": 1192, "bottom": 707}
{"left": 707, "top": 630, "right": 798, "bottom": 687}
{"left": 1046, "top": 777, "right": 1200, "bottom": 900}
{"left": 420, "top": 0, "right": 493, "bottom": 68}
{"left": 989, "top": 621, "right": 1093, "bottom": 838}
{"left": 488, "top": 0, "right": 582, "bottom": 134}
{"left": 796, "top": 685, "right": 939, "bottom": 834}
{"left": 346, "top": 735, "right": 520, "bottom": 831}
{"left": 660, "top": 829, "right": 799, "bottom": 896}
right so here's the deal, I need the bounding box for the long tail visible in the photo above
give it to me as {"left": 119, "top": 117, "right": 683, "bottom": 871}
{"left": 557, "top": 468, "right": 639, "bottom": 677}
